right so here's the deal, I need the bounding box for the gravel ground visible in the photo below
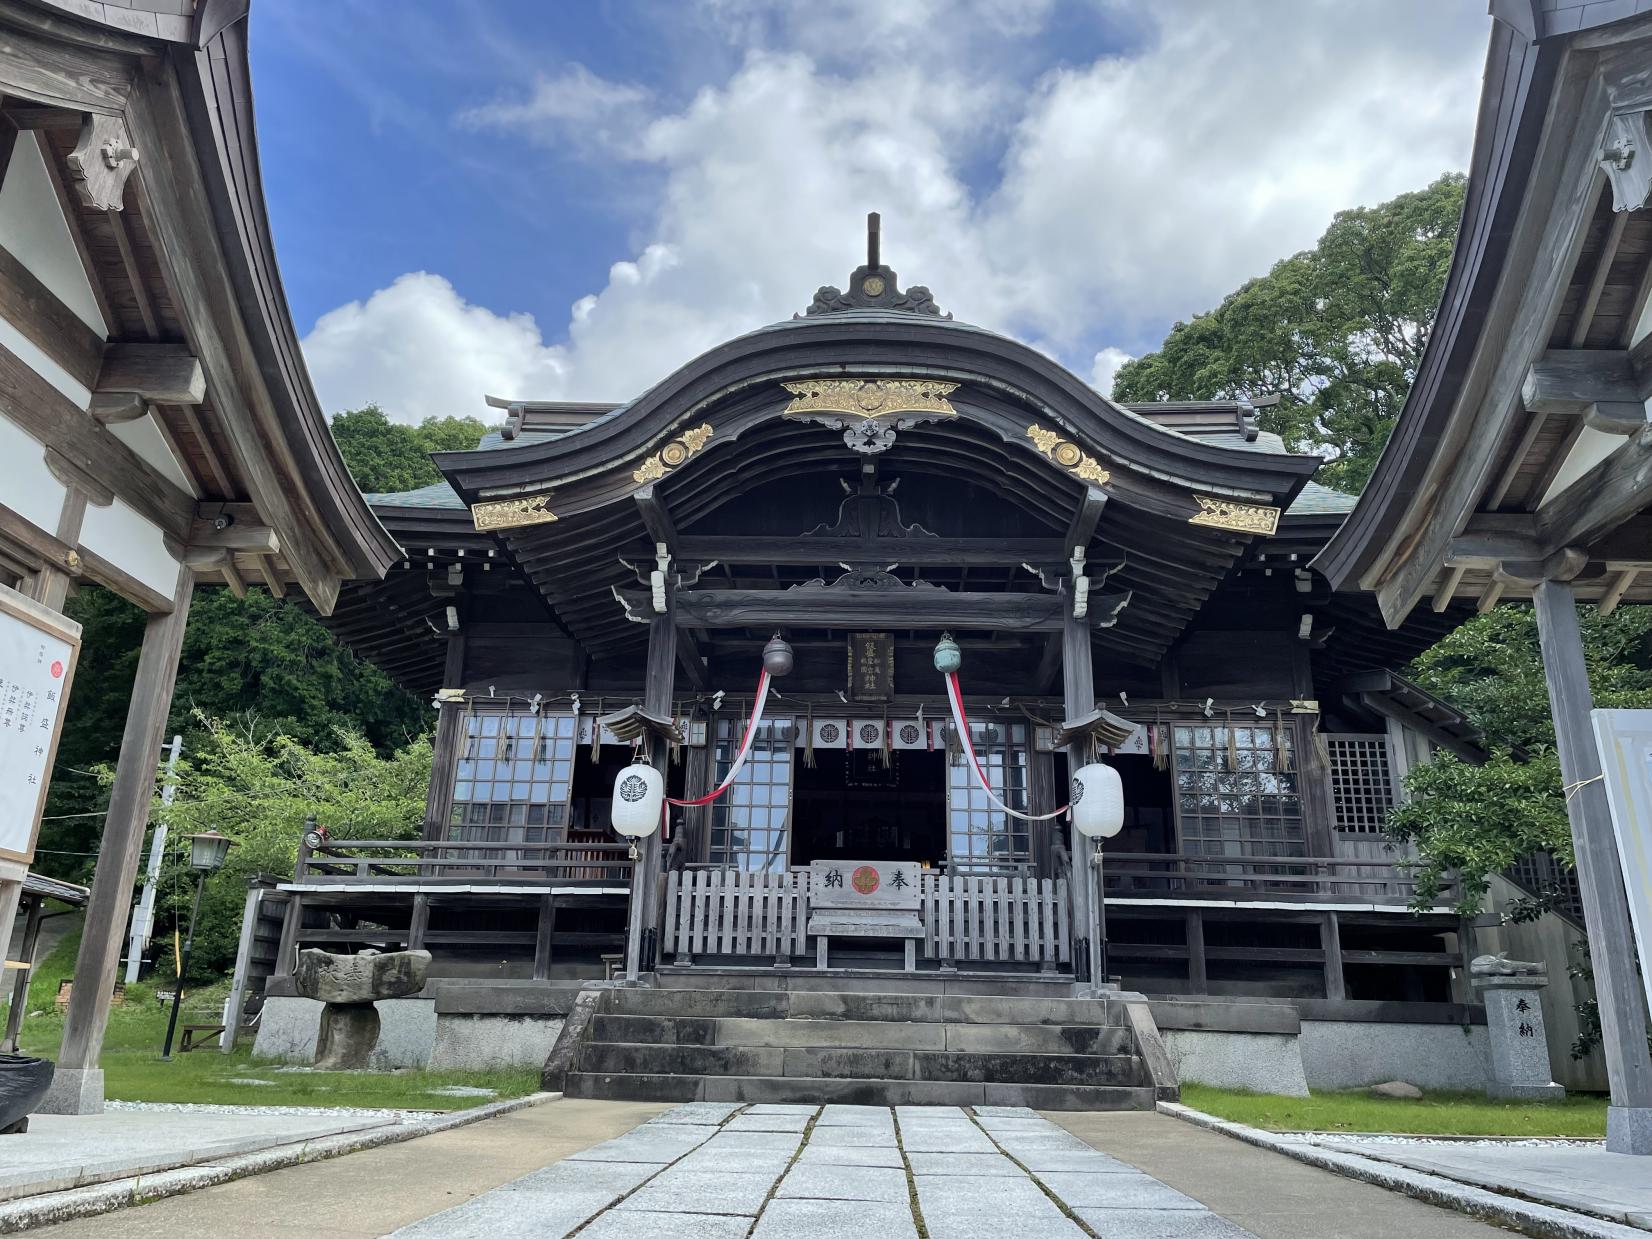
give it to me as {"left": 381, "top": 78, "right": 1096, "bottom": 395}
{"left": 103, "top": 1100, "right": 434, "bottom": 1120}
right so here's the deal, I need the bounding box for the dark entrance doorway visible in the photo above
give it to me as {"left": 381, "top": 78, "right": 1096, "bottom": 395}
{"left": 790, "top": 748, "right": 946, "bottom": 866}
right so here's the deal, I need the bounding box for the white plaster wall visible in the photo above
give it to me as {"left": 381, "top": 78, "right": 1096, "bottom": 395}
{"left": 108, "top": 415, "right": 197, "bottom": 496}
{"left": 0, "top": 140, "right": 106, "bottom": 334}
{"left": 77, "top": 498, "right": 180, "bottom": 596}
{"left": 1542, "top": 425, "right": 1631, "bottom": 505}
{"left": 1299, "top": 1020, "right": 1489, "bottom": 1091}
{"left": 0, "top": 412, "right": 66, "bottom": 532}
{"left": 252, "top": 995, "right": 437, "bottom": 1069}
{"left": 0, "top": 313, "right": 90, "bottom": 406}
{"left": 1163, "top": 1029, "right": 1309, "bottom": 1097}
{"left": 429, "top": 1013, "right": 565, "bottom": 1071}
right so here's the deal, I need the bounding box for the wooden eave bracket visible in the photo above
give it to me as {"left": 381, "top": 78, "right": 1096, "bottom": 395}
{"left": 1523, "top": 350, "right": 1649, "bottom": 435}
{"left": 1053, "top": 707, "right": 1137, "bottom": 750}
{"left": 96, "top": 342, "right": 205, "bottom": 405}
{"left": 595, "top": 704, "right": 683, "bottom": 745}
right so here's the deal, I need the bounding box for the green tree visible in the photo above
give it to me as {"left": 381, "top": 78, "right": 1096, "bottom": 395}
{"left": 148, "top": 716, "right": 432, "bottom": 979}
{"left": 1386, "top": 605, "right": 1652, "bottom": 908}
{"left": 329, "top": 404, "right": 492, "bottom": 493}
{"left": 1113, "top": 174, "right": 1465, "bottom": 492}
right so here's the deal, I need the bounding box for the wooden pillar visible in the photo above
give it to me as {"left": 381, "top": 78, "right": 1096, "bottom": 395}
{"left": 625, "top": 612, "right": 676, "bottom": 982}
{"left": 1185, "top": 910, "right": 1207, "bottom": 994}
{"left": 2, "top": 894, "right": 43, "bottom": 1053}
{"left": 48, "top": 563, "right": 193, "bottom": 1112}
{"left": 1062, "top": 592, "right": 1096, "bottom": 984}
{"left": 423, "top": 633, "right": 467, "bottom": 840}
{"left": 533, "top": 892, "right": 557, "bottom": 981}
{"left": 407, "top": 893, "right": 431, "bottom": 951}
{"left": 1320, "top": 911, "right": 1347, "bottom": 1002}
{"left": 1533, "top": 578, "right": 1652, "bottom": 1142}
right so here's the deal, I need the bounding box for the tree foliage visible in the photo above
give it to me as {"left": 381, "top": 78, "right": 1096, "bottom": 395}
{"left": 35, "top": 405, "right": 487, "bottom": 883}
{"left": 329, "top": 404, "right": 493, "bottom": 493}
{"left": 148, "top": 716, "right": 432, "bottom": 980}
{"left": 1112, "top": 174, "right": 1465, "bottom": 492}
{"left": 1387, "top": 605, "right": 1652, "bottom": 909}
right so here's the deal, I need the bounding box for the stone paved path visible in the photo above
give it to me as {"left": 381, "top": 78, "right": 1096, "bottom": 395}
{"left": 391, "top": 1102, "right": 1256, "bottom": 1238}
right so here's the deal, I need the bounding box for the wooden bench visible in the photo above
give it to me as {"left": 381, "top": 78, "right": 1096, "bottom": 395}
{"left": 805, "top": 860, "right": 923, "bottom": 971}
{"left": 180, "top": 1023, "right": 225, "bottom": 1052}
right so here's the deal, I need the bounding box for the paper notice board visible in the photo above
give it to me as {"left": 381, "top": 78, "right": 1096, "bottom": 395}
{"left": 0, "top": 584, "right": 80, "bottom": 864}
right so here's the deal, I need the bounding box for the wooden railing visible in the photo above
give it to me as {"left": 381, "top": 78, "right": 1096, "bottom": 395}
{"left": 295, "top": 838, "right": 633, "bottom": 885}
{"left": 663, "top": 868, "right": 1070, "bottom": 968}
{"left": 1098, "top": 851, "right": 1456, "bottom": 905}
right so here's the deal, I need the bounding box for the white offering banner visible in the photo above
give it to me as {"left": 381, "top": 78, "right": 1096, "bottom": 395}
{"left": 0, "top": 585, "right": 80, "bottom": 864}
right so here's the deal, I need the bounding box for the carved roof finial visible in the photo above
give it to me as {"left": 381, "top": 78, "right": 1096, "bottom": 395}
{"left": 796, "top": 212, "right": 950, "bottom": 320}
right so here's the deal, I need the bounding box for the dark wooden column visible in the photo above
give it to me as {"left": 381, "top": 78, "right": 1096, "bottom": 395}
{"left": 1062, "top": 591, "right": 1097, "bottom": 984}
{"left": 533, "top": 893, "right": 558, "bottom": 981}
{"left": 407, "top": 893, "right": 431, "bottom": 951}
{"left": 1320, "top": 912, "right": 1346, "bottom": 1002}
{"left": 50, "top": 563, "right": 193, "bottom": 1112}
{"left": 422, "top": 633, "right": 467, "bottom": 840}
{"left": 624, "top": 611, "right": 676, "bottom": 982}
{"left": 1184, "top": 910, "right": 1207, "bottom": 994}
{"left": 1533, "top": 578, "right": 1652, "bottom": 1131}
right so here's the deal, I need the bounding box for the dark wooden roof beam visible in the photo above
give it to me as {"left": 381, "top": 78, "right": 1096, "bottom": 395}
{"left": 641, "top": 585, "right": 1131, "bottom": 633}
{"left": 96, "top": 342, "right": 203, "bottom": 405}
{"left": 1522, "top": 349, "right": 1648, "bottom": 435}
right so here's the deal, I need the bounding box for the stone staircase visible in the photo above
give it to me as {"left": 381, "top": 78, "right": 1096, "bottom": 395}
{"left": 559, "top": 980, "right": 1171, "bottom": 1109}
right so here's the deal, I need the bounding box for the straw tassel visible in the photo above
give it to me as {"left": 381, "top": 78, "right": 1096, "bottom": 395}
{"left": 589, "top": 696, "right": 603, "bottom": 763}
{"left": 803, "top": 702, "right": 817, "bottom": 768}
{"left": 881, "top": 706, "right": 892, "bottom": 767}
{"left": 1225, "top": 709, "right": 1239, "bottom": 771}
{"left": 1274, "top": 708, "right": 1292, "bottom": 772}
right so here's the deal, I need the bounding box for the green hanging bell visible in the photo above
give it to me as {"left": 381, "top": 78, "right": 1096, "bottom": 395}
{"left": 933, "top": 633, "right": 962, "bottom": 675}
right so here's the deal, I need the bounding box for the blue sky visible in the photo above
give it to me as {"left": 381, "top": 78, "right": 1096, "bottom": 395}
{"left": 250, "top": 1, "right": 1487, "bottom": 424}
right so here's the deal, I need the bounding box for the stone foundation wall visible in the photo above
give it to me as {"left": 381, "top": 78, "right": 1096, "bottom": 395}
{"left": 428, "top": 1014, "right": 566, "bottom": 1070}
{"left": 1162, "top": 1030, "right": 1309, "bottom": 1097}
{"left": 253, "top": 997, "right": 565, "bottom": 1071}
{"left": 1298, "top": 1020, "right": 1489, "bottom": 1091}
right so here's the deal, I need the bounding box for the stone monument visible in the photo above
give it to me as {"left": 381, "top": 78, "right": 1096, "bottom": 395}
{"left": 292, "top": 948, "right": 431, "bottom": 1070}
{"left": 1471, "top": 953, "right": 1565, "bottom": 1101}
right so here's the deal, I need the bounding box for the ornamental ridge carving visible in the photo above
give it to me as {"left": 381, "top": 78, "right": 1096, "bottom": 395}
{"left": 633, "top": 423, "right": 713, "bottom": 484}
{"left": 1188, "top": 494, "right": 1280, "bottom": 535}
{"left": 1026, "top": 424, "right": 1111, "bottom": 485}
{"left": 782, "top": 379, "right": 958, "bottom": 420}
{"left": 473, "top": 493, "right": 557, "bottom": 531}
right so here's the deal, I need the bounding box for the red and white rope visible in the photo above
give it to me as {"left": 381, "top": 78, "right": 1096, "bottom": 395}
{"left": 944, "top": 671, "right": 1069, "bottom": 822}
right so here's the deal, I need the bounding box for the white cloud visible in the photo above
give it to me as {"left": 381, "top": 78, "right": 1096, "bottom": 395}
{"left": 1090, "top": 347, "right": 1132, "bottom": 397}
{"left": 302, "top": 1, "right": 1485, "bottom": 421}
{"left": 302, "top": 273, "right": 569, "bottom": 422}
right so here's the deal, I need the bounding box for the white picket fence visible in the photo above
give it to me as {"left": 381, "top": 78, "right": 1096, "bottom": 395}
{"left": 662, "top": 868, "right": 1069, "bottom": 968}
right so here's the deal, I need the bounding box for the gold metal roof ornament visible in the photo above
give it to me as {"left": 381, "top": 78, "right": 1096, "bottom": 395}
{"left": 1026, "top": 423, "right": 1111, "bottom": 486}
{"left": 782, "top": 378, "right": 958, "bottom": 420}
{"left": 1188, "top": 495, "right": 1280, "bottom": 535}
{"left": 472, "top": 493, "right": 557, "bottom": 531}
{"left": 633, "top": 424, "right": 714, "bottom": 484}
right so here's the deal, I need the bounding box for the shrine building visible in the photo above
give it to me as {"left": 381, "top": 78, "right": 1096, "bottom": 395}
{"left": 247, "top": 225, "right": 1533, "bottom": 1104}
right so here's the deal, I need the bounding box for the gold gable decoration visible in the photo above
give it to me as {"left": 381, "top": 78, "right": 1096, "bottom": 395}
{"left": 1025, "top": 424, "right": 1111, "bottom": 486}
{"left": 1188, "top": 495, "right": 1280, "bottom": 535}
{"left": 633, "top": 424, "right": 714, "bottom": 484}
{"left": 473, "top": 493, "right": 558, "bottom": 532}
{"left": 782, "top": 378, "right": 958, "bottom": 420}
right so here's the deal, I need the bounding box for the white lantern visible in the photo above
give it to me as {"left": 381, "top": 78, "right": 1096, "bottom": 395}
{"left": 1070, "top": 762, "right": 1124, "bottom": 839}
{"left": 611, "top": 763, "right": 664, "bottom": 839}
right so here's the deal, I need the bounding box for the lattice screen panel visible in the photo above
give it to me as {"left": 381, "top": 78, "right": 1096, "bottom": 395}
{"left": 1326, "top": 734, "right": 1394, "bottom": 834}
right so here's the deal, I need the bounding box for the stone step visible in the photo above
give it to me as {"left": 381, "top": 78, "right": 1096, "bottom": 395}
{"left": 576, "top": 1041, "right": 1148, "bottom": 1087}
{"left": 604, "top": 987, "right": 1117, "bottom": 1027}
{"left": 563, "top": 1070, "right": 1156, "bottom": 1110}
{"left": 587, "top": 1013, "right": 1134, "bottom": 1056}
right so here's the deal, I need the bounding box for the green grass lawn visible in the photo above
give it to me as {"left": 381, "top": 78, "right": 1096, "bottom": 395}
{"left": 1179, "top": 1083, "right": 1609, "bottom": 1138}
{"left": 8, "top": 933, "right": 539, "bottom": 1111}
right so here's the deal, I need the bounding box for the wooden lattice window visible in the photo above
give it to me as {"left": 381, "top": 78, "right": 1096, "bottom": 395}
{"left": 449, "top": 708, "right": 578, "bottom": 843}
{"left": 946, "top": 721, "right": 1031, "bottom": 872}
{"left": 1172, "top": 723, "right": 1303, "bottom": 861}
{"left": 709, "top": 718, "right": 795, "bottom": 872}
{"left": 1326, "top": 734, "right": 1394, "bottom": 834}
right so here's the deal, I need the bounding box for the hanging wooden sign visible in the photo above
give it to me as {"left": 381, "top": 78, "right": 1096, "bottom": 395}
{"left": 847, "top": 632, "right": 894, "bottom": 701}
{"left": 0, "top": 585, "right": 81, "bottom": 865}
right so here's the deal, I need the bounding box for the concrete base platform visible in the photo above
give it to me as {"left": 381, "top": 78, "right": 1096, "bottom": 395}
{"left": 0, "top": 1108, "right": 399, "bottom": 1202}
{"left": 1608, "top": 1105, "right": 1652, "bottom": 1155}
{"left": 34, "top": 1067, "right": 104, "bottom": 1116}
